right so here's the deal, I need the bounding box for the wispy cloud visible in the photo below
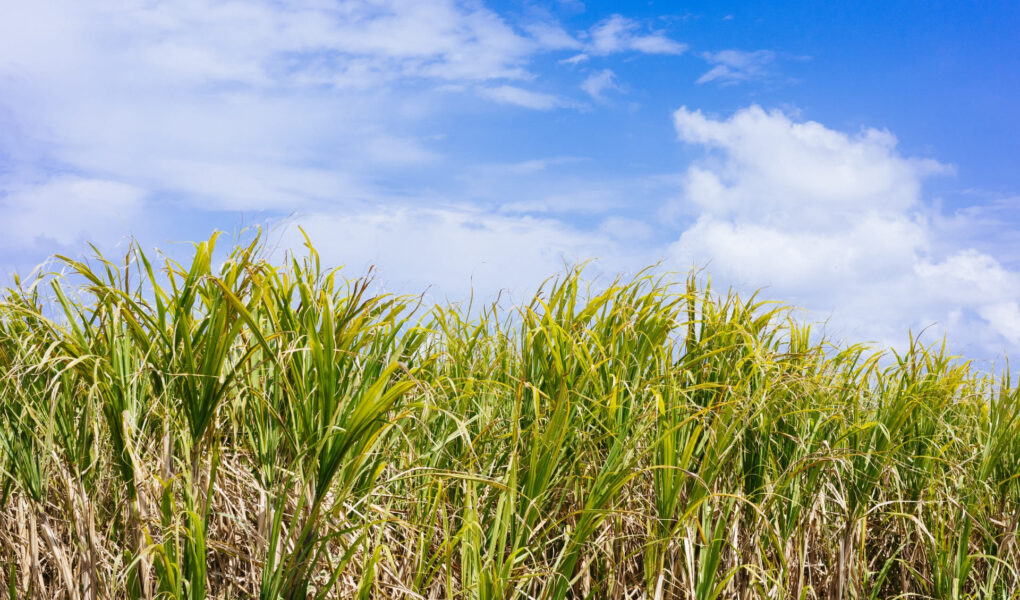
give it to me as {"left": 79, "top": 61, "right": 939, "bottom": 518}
{"left": 476, "top": 157, "right": 587, "bottom": 175}
{"left": 559, "top": 53, "right": 590, "bottom": 66}
{"left": 523, "top": 21, "right": 583, "bottom": 51}
{"left": 0, "top": 1, "right": 545, "bottom": 200}
{"left": 587, "top": 15, "right": 687, "bottom": 56}
{"left": 580, "top": 69, "right": 619, "bottom": 101}
{"left": 479, "top": 85, "right": 577, "bottom": 110}
{"left": 0, "top": 0, "right": 604, "bottom": 240}
{"left": 0, "top": 0, "right": 687, "bottom": 277}
{"left": 0, "top": 176, "right": 145, "bottom": 249}
{"left": 0, "top": 1, "right": 690, "bottom": 259}
{"left": 696, "top": 49, "right": 776, "bottom": 84}
{"left": 555, "top": 14, "right": 688, "bottom": 65}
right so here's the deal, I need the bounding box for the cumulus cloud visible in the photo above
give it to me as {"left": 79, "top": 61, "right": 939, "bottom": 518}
{"left": 667, "top": 105, "right": 1020, "bottom": 354}
{"left": 671, "top": 106, "right": 947, "bottom": 223}
{"left": 977, "top": 302, "right": 1020, "bottom": 346}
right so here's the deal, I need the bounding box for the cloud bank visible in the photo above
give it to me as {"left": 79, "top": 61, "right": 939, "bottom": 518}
{"left": 668, "top": 106, "right": 1020, "bottom": 355}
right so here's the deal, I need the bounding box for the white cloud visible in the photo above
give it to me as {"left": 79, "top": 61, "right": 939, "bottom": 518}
{"left": 599, "top": 216, "right": 655, "bottom": 241}
{"left": 0, "top": 0, "right": 586, "bottom": 217}
{"left": 458, "top": 162, "right": 677, "bottom": 219}
{"left": 0, "top": 176, "right": 146, "bottom": 249}
{"left": 479, "top": 85, "right": 576, "bottom": 110}
{"left": 587, "top": 15, "right": 687, "bottom": 56}
{"left": 580, "top": 69, "right": 619, "bottom": 100}
{"left": 498, "top": 190, "right": 619, "bottom": 215}
{"left": 365, "top": 136, "right": 442, "bottom": 165}
{"left": 524, "top": 22, "right": 583, "bottom": 51}
{"left": 977, "top": 302, "right": 1020, "bottom": 346}
{"left": 477, "top": 157, "right": 587, "bottom": 175}
{"left": 0, "top": 1, "right": 544, "bottom": 90}
{"left": 673, "top": 213, "right": 927, "bottom": 291}
{"left": 5, "top": 0, "right": 1015, "bottom": 364}
{"left": 914, "top": 250, "right": 1020, "bottom": 306}
{"left": 667, "top": 105, "right": 1020, "bottom": 354}
{"left": 0, "top": 0, "right": 690, "bottom": 284}
{"left": 3, "top": 1, "right": 523, "bottom": 223}
{"left": 141, "top": 159, "right": 378, "bottom": 211}
{"left": 672, "top": 106, "right": 947, "bottom": 223}
{"left": 544, "top": 16, "right": 687, "bottom": 67}
{"left": 281, "top": 207, "right": 638, "bottom": 299}
{"left": 560, "top": 53, "right": 590, "bottom": 65}
{"left": 696, "top": 49, "right": 776, "bottom": 84}
{"left": 3, "top": 0, "right": 662, "bottom": 241}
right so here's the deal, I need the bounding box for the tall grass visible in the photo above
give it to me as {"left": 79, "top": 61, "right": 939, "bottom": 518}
{"left": 0, "top": 232, "right": 1017, "bottom": 599}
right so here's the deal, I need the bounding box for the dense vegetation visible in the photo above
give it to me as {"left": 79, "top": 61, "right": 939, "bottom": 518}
{"left": 0, "top": 232, "right": 1017, "bottom": 599}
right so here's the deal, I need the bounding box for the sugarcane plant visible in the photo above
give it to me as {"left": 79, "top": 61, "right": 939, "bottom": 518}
{"left": 0, "top": 231, "right": 1017, "bottom": 599}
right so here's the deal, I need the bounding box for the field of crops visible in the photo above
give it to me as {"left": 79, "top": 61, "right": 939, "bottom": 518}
{"left": 0, "top": 232, "right": 1017, "bottom": 599}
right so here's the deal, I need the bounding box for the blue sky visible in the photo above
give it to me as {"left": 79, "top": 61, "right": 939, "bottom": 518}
{"left": 1, "top": 0, "right": 1019, "bottom": 361}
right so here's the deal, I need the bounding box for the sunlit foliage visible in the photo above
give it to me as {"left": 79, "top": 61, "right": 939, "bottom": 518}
{"left": 0, "top": 232, "right": 1017, "bottom": 599}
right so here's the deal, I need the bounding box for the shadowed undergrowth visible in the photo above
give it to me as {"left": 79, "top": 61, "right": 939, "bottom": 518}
{"left": 0, "top": 231, "right": 1017, "bottom": 599}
